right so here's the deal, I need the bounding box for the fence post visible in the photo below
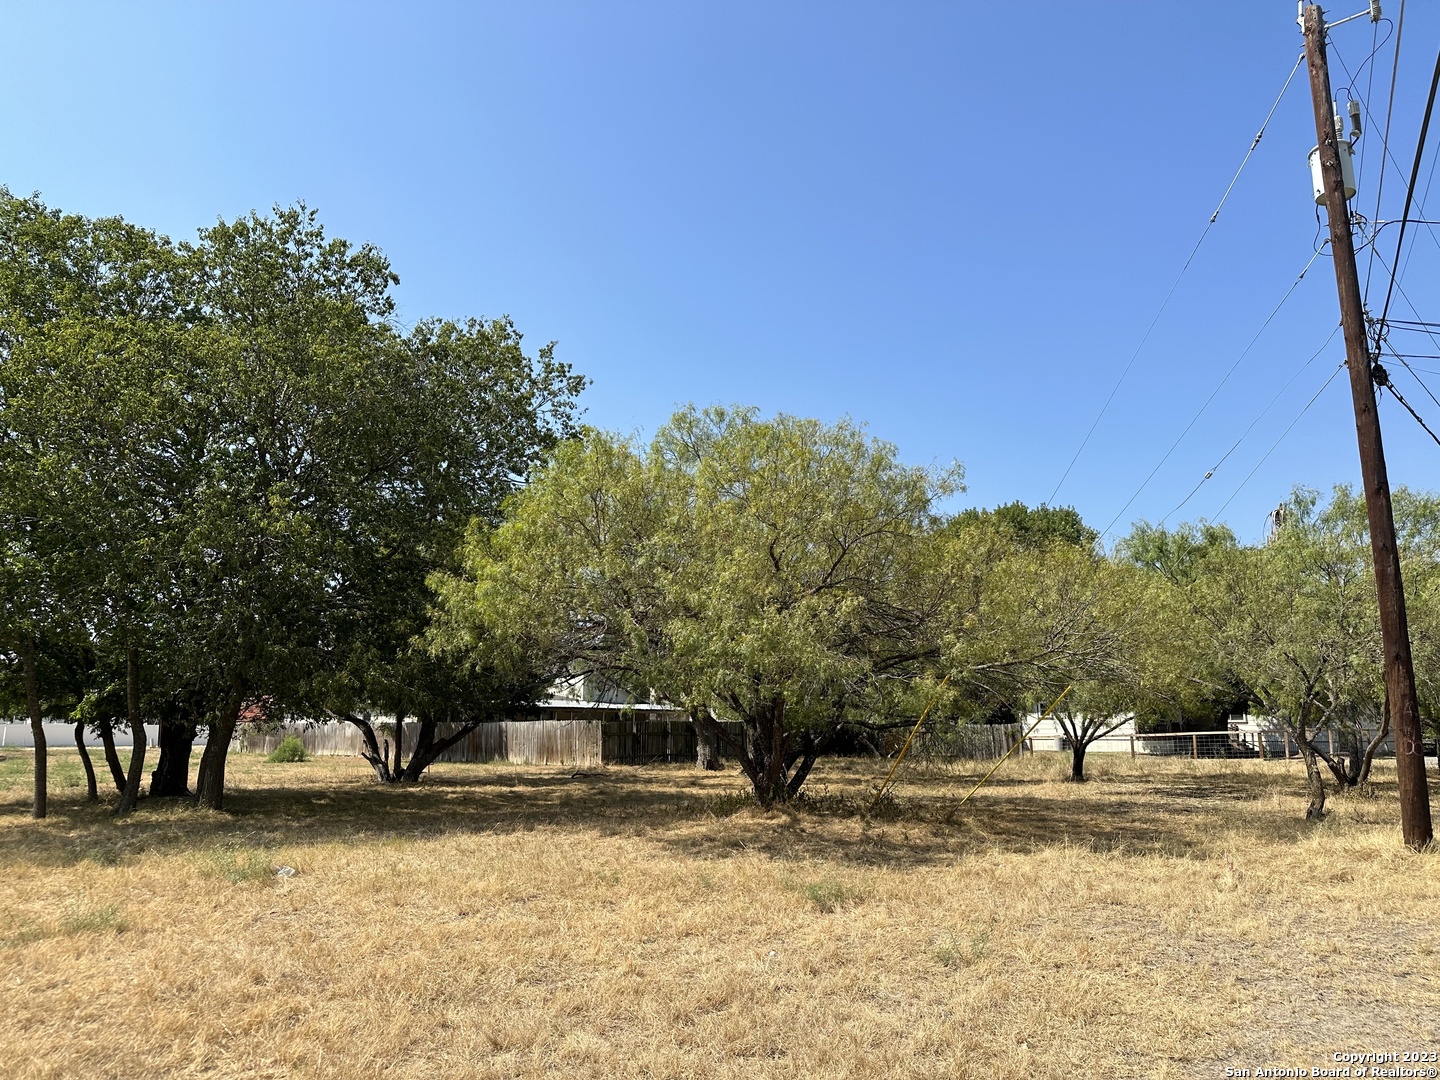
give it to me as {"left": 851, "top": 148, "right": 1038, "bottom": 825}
{"left": 1192, "top": 733, "right": 1198, "bottom": 760}
{"left": 1130, "top": 734, "right": 1135, "bottom": 759}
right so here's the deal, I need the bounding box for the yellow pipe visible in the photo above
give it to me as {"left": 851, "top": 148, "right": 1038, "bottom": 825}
{"left": 868, "top": 673, "right": 951, "bottom": 812}
{"left": 955, "top": 684, "right": 1074, "bottom": 808}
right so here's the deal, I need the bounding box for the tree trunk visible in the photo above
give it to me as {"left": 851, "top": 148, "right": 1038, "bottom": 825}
{"left": 402, "top": 717, "right": 482, "bottom": 781}
{"left": 75, "top": 721, "right": 99, "bottom": 803}
{"left": 752, "top": 697, "right": 790, "bottom": 805}
{"left": 97, "top": 718, "right": 127, "bottom": 792}
{"left": 1357, "top": 693, "right": 1391, "bottom": 788}
{"left": 114, "top": 647, "right": 146, "bottom": 817}
{"left": 1298, "top": 741, "right": 1327, "bottom": 820}
{"left": 195, "top": 695, "right": 241, "bottom": 811}
{"left": 1337, "top": 728, "right": 1363, "bottom": 785}
{"left": 1070, "top": 740, "right": 1088, "bottom": 782}
{"left": 1310, "top": 731, "right": 1357, "bottom": 788}
{"left": 691, "top": 710, "right": 722, "bottom": 771}
{"left": 149, "top": 717, "right": 195, "bottom": 797}
{"left": 785, "top": 731, "right": 821, "bottom": 797}
{"left": 343, "top": 714, "right": 394, "bottom": 782}
{"left": 399, "top": 717, "right": 436, "bottom": 782}
{"left": 22, "top": 638, "right": 46, "bottom": 820}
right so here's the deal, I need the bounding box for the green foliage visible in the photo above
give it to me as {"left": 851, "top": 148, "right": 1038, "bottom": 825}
{"left": 265, "top": 735, "right": 309, "bottom": 763}
{"left": 1117, "top": 520, "right": 1238, "bottom": 584}
{"left": 952, "top": 500, "right": 1097, "bottom": 552}
{"left": 434, "top": 405, "right": 963, "bottom": 802}
{"left": 0, "top": 190, "right": 586, "bottom": 807}
{"left": 1121, "top": 485, "right": 1440, "bottom": 806}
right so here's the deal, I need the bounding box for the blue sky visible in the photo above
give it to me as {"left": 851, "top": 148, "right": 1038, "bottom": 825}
{"left": 5, "top": 1, "right": 1440, "bottom": 544}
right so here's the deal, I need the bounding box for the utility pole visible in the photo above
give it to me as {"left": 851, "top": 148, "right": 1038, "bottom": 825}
{"left": 1303, "top": 4, "right": 1433, "bottom": 850}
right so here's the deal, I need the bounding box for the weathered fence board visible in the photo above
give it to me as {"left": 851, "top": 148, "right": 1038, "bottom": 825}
{"left": 235, "top": 724, "right": 366, "bottom": 757}
{"left": 234, "top": 716, "right": 742, "bottom": 768}
{"left": 911, "top": 722, "right": 1025, "bottom": 761}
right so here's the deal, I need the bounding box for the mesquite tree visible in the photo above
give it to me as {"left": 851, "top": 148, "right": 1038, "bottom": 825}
{"left": 1124, "top": 488, "right": 1440, "bottom": 819}
{"left": 435, "top": 406, "right": 962, "bottom": 804}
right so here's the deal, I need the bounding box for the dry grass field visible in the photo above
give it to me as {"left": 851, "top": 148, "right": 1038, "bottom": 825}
{"left": 1, "top": 747, "right": 1437, "bottom": 1080}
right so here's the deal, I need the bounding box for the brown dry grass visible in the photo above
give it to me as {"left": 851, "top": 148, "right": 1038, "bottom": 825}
{"left": 1, "top": 748, "right": 1437, "bottom": 1079}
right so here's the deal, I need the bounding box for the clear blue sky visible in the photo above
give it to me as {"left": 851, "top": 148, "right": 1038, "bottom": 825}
{"left": 5, "top": 1, "right": 1440, "bottom": 543}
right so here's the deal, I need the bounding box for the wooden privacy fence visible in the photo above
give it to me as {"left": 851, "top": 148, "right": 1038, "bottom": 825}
{"left": 236, "top": 724, "right": 366, "bottom": 757}
{"left": 910, "top": 722, "right": 1025, "bottom": 761}
{"left": 431, "top": 720, "right": 603, "bottom": 768}
{"left": 234, "top": 716, "right": 743, "bottom": 768}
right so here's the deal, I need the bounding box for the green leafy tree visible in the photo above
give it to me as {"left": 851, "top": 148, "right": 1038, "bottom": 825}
{"left": 0, "top": 190, "right": 188, "bottom": 816}
{"left": 436, "top": 406, "right": 961, "bottom": 803}
{"left": 172, "top": 207, "right": 584, "bottom": 807}
{"left": 1125, "top": 490, "right": 1432, "bottom": 818}
{"left": 934, "top": 520, "right": 1141, "bottom": 781}
{"left": 2, "top": 193, "right": 586, "bottom": 812}
{"left": 951, "top": 501, "right": 1097, "bottom": 552}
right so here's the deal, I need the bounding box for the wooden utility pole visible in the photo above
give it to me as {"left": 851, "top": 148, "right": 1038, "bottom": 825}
{"left": 1303, "top": 5, "right": 1433, "bottom": 850}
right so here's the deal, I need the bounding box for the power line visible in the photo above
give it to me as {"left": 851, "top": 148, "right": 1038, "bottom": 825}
{"left": 1374, "top": 30, "right": 1440, "bottom": 335}
{"left": 1379, "top": 340, "right": 1440, "bottom": 413}
{"left": 1374, "top": 359, "right": 1440, "bottom": 448}
{"left": 1211, "top": 363, "right": 1345, "bottom": 520}
{"left": 1364, "top": 0, "right": 1405, "bottom": 297}
{"left": 1330, "top": 18, "right": 1395, "bottom": 188}
{"left": 1331, "top": 31, "right": 1440, "bottom": 272}
{"left": 1366, "top": 244, "right": 1440, "bottom": 410}
{"left": 1159, "top": 323, "right": 1341, "bottom": 525}
{"left": 1046, "top": 52, "right": 1306, "bottom": 505}
{"left": 1330, "top": 32, "right": 1440, "bottom": 283}
{"left": 1360, "top": 14, "right": 1385, "bottom": 188}
{"left": 1098, "top": 249, "right": 1323, "bottom": 537}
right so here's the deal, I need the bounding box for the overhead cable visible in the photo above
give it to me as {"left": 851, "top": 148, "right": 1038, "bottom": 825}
{"left": 1363, "top": 0, "right": 1405, "bottom": 296}
{"left": 1160, "top": 323, "right": 1341, "bottom": 526}
{"left": 1331, "top": 30, "right": 1440, "bottom": 271}
{"left": 1366, "top": 244, "right": 1440, "bottom": 411}
{"left": 1099, "top": 248, "right": 1322, "bottom": 538}
{"left": 1374, "top": 359, "right": 1440, "bottom": 449}
{"left": 1380, "top": 340, "right": 1440, "bottom": 414}
{"left": 1046, "top": 52, "right": 1306, "bottom": 505}
{"left": 1212, "top": 364, "right": 1345, "bottom": 519}
{"left": 1374, "top": 31, "right": 1440, "bottom": 336}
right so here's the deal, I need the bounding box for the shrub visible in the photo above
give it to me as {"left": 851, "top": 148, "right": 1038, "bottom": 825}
{"left": 266, "top": 735, "right": 308, "bottom": 763}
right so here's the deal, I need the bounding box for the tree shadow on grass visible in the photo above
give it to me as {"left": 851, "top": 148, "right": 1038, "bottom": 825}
{"left": 0, "top": 755, "right": 1327, "bottom": 872}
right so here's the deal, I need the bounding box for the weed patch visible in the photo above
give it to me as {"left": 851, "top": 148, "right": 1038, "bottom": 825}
{"left": 199, "top": 846, "right": 278, "bottom": 884}
{"left": 0, "top": 901, "right": 124, "bottom": 949}
{"left": 782, "top": 873, "right": 860, "bottom": 913}
{"left": 933, "top": 926, "right": 991, "bottom": 968}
